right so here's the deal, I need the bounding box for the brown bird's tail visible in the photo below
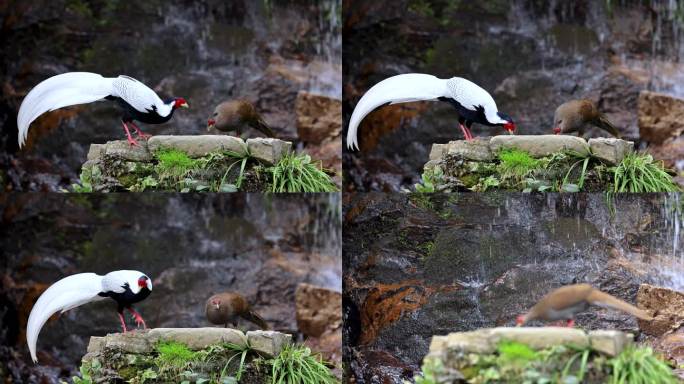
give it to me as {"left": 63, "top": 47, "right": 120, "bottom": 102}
{"left": 242, "top": 309, "right": 269, "bottom": 330}
{"left": 593, "top": 114, "right": 621, "bottom": 139}
{"left": 587, "top": 289, "right": 653, "bottom": 320}
{"left": 250, "top": 118, "right": 276, "bottom": 138}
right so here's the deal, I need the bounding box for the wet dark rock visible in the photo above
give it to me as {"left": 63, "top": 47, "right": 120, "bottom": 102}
{"left": 295, "top": 283, "right": 342, "bottom": 372}
{"left": 636, "top": 284, "right": 684, "bottom": 337}
{"left": 638, "top": 91, "right": 684, "bottom": 145}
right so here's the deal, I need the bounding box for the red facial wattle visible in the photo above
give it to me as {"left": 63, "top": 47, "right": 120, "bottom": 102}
{"left": 504, "top": 122, "right": 516, "bottom": 133}
{"left": 207, "top": 119, "right": 216, "bottom": 127}
{"left": 138, "top": 277, "right": 147, "bottom": 289}
{"left": 553, "top": 127, "right": 561, "bottom": 135}
{"left": 174, "top": 98, "right": 189, "bottom": 109}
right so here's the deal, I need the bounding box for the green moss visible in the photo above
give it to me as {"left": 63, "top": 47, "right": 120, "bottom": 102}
{"left": 497, "top": 148, "right": 540, "bottom": 180}
{"left": 155, "top": 341, "right": 196, "bottom": 366}
{"left": 155, "top": 148, "right": 198, "bottom": 178}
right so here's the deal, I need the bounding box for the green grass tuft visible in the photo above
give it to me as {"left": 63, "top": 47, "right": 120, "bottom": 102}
{"left": 268, "top": 153, "right": 338, "bottom": 192}
{"left": 155, "top": 148, "right": 198, "bottom": 179}
{"left": 497, "top": 148, "right": 540, "bottom": 181}
{"left": 609, "top": 346, "right": 679, "bottom": 384}
{"left": 612, "top": 153, "right": 680, "bottom": 192}
{"left": 270, "top": 344, "right": 338, "bottom": 384}
{"left": 155, "top": 340, "right": 197, "bottom": 367}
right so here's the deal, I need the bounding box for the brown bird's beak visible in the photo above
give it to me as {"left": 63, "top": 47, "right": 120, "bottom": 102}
{"left": 207, "top": 119, "right": 215, "bottom": 131}
{"left": 515, "top": 315, "right": 525, "bottom": 327}
{"left": 553, "top": 127, "right": 561, "bottom": 135}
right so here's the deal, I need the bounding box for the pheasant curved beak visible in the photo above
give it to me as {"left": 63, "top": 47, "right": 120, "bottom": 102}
{"left": 180, "top": 101, "right": 189, "bottom": 108}
{"left": 207, "top": 119, "right": 215, "bottom": 131}
{"left": 553, "top": 127, "right": 561, "bottom": 135}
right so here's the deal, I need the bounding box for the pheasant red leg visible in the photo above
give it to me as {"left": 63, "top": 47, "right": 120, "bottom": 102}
{"left": 122, "top": 122, "right": 139, "bottom": 146}
{"left": 127, "top": 307, "right": 147, "bottom": 329}
{"left": 459, "top": 123, "right": 473, "bottom": 141}
{"left": 129, "top": 121, "right": 152, "bottom": 140}
{"left": 118, "top": 312, "right": 128, "bottom": 333}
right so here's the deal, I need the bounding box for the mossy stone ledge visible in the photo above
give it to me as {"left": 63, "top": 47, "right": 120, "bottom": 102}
{"left": 80, "top": 327, "right": 292, "bottom": 383}
{"left": 419, "top": 135, "right": 658, "bottom": 193}
{"left": 79, "top": 135, "right": 295, "bottom": 192}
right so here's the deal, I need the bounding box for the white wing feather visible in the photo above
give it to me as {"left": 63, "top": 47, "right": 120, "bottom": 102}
{"left": 346, "top": 73, "right": 449, "bottom": 150}
{"left": 26, "top": 273, "right": 105, "bottom": 363}
{"left": 17, "top": 72, "right": 115, "bottom": 148}
{"left": 111, "top": 76, "right": 169, "bottom": 116}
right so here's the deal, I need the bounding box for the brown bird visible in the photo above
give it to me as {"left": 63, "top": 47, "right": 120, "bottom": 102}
{"left": 553, "top": 99, "right": 620, "bottom": 138}
{"left": 205, "top": 292, "right": 269, "bottom": 330}
{"left": 207, "top": 99, "right": 275, "bottom": 138}
{"left": 516, "top": 284, "right": 653, "bottom": 327}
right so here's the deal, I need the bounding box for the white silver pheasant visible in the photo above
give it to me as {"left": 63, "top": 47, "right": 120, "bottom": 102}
{"left": 346, "top": 73, "right": 516, "bottom": 150}
{"left": 17, "top": 72, "right": 189, "bottom": 147}
{"left": 27, "top": 270, "right": 152, "bottom": 363}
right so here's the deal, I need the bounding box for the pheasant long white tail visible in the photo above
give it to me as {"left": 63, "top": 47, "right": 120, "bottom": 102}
{"left": 26, "top": 273, "right": 104, "bottom": 362}
{"left": 17, "top": 72, "right": 114, "bottom": 148}
{"left": 346, "top": 74, "right": 448, "bottom": 150}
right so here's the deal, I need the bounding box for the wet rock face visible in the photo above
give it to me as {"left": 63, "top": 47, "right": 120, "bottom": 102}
{"left": 296, "top": 91, "right": 343, "bottom": 185}
{"left": 343, "top": 193, "right": 683, "bottom": 383}
{"left": 0, "top": 0, "right": 341, "bottom": 191}
{"left": 637, "top": 284, "right": 684, "bottom": 337}
{"left": 638, "top": 91, "right": 684, "bottom": 145}
{"left": 0, "top": 194, "right": 341, "bottom": 383}
{"left": 295, "top": 283, "right": 342, "bottom": 371}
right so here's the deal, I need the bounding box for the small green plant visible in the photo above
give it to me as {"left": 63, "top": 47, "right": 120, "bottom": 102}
{"left": 270, "top": 344, "right": 338, "bottom": 384}
{"left": 608, "top": 346, "right": 678, "bottom": 384}
{"left": 70, "top": 359, "right": 100, "bottom": 384}
{"left": 412, "top": 358, "right": 442, "bottom": 384}
{"left": 71, "top": 166, "right": 101, "bottom": 192}
{"left": 612, "top": 153, "right": 680, "bottom": 192}
{"left": 268, "top": 153, "right": 338, "bottom": 192}
{"left": 156, "top": 340, "right": 197, "bottom": 366}
{"left": 497, "top": 340, "right": 538, "bottom": 362}
{"left": 497, "top": 148, "right": 540, "bottom": 181}
{"left": 156, "top": 148, "right": 197, "bottom": 176}
{"left": 415, "top": 167, "right": 444, "bottom": 193}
